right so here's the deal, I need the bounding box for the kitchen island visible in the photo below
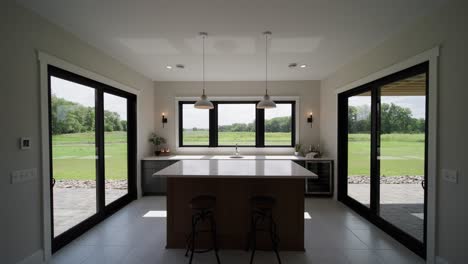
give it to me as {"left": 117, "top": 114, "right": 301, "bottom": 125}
{"left": 154, "top": 159, "right": 317, "bottom": 251}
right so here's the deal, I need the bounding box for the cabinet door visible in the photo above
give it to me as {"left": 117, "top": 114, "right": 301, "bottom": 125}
{"left": 142, "top": 160, "right": 178, "bottom": 195}
{"left": 143, "top": 168, "right": 162, "bottom": 194}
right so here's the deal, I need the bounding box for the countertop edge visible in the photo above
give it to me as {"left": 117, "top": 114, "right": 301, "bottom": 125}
{"left": 142, "top": 155, "right": 333, "bottom": 161}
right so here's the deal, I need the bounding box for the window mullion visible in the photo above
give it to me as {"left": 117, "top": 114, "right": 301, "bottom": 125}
{"left": 256, "top": 108, "right": 265, "bottom": 147}
{"left": 209, "top": 102, "right": 218, "bottom": 147}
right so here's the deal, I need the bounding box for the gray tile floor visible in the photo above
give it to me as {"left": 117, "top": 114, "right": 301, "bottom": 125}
{"left": 348, "top": 184, "right": 424, "bottom": 241}
{"left": 51, "top": 196, "right": 424, "bottom": 264}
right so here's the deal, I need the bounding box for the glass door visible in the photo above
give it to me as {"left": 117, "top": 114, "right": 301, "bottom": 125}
{"left": 50, "top": 75, "right": 98, "bottom": 239}
{"left": 49, "top": 66, "right": 136, "bottom": 252}
{"left": 346, "top": 91, "right": 372, "bottom": 207}
{"left": 338, "top": 62, "right": 428, "bottom": 258}
{"left": 378, "top": 72, "right": 427, "bottom": 244}
{"left": 104, "top": 93, "right": 129, "bottom": 205}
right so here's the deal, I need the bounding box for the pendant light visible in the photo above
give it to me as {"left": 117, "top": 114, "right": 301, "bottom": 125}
{"left": 257, "top": 31, "right": 276, "bottom": 109}
{"left": 194, "top": 32, "right": 214, "bottom": 109}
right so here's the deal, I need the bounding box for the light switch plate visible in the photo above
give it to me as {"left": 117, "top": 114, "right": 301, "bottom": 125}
{"left": 11, "top": 168, "right": 37, "bottom": 184}
{"left": 442, "top": 169, "right": 458, "bottom": 184}
{"left": 20, "top": 137, "right": 31, "bottom": 150}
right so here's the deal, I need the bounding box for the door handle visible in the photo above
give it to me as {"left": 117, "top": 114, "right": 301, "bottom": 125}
{"left": 51, "top": 178, "right": 56, "bottom": 188}
{"left": 421, "top": 180, "right": 425, "bottom": 190}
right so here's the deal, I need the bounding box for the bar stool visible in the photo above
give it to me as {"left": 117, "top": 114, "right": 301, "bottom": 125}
{"left": 185, "top": 195, "right": 221, "bottom": 264}
{"left": 246, "top": 195, "right": 281, "bottom": 264}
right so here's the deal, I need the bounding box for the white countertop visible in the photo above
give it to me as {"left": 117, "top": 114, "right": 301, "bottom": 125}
{"left": 154, "top": 160, "right": 318, "bottom": 179}
{"left": 143, "top": 155, "right": 332, "bottom": 161}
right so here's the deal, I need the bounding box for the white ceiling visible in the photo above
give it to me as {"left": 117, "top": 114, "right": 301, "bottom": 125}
{"left": 17, "top": 0, "right": 446, "bottom": 81}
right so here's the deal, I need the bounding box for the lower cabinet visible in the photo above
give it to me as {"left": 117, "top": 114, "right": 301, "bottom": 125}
{"left": 141, "top": 160, "right": 178, "bottom": 195}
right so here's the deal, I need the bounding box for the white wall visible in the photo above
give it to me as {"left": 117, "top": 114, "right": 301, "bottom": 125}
{"left": 153, "top": 81, "right": 321, "bottom": 155}
{"left": 0, "top": 1, "right": 154, "bottom": 263}
{"left": 319, "top": 0, "right": 468, "bottom": 262}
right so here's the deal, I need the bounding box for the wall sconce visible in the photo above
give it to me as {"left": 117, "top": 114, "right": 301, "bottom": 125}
{"left": 307, "top": 112, "right": 313, "bottom": 127}
{"left": 161, "top": 113, "right": 168, "bottom": 128}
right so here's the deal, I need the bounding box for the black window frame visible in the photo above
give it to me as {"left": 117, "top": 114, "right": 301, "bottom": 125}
{"left": 178, "top": 100, "right": 296, "bottom": 148}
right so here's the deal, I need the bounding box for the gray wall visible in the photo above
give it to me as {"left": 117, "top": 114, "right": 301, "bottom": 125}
{"left": 319, "top": 0, "right": 468, "bottom": 262}
{"left": 0, "top": 1, "right": 154, "bottom": 263}
{"left": 153, "top": 81, "right": 321, "bottom": 154}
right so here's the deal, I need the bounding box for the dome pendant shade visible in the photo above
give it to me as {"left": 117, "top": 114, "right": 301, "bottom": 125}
{"left": 194, "top": 32, "right": 213, "bottom": 109}
{"left": 257, "top": 94, "right": 276, "bottom": 109}
{"left": 194, "top": 92, "right": 214, "bottom": 109}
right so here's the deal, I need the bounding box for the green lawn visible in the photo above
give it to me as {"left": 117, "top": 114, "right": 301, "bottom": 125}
{"left": 183, "top": 130, "right": 292, "bottom": 146}
{"left": 348, "top": 133, "right": 425, "bottom": 176}
{"left": 52, "top": 131, "right": 425, "bottom": 180}
{"left": 52, "top": 132, "right": 127, "bottom": 180}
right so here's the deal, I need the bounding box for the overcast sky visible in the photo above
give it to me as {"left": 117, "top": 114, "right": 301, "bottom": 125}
{"left": 349, "top": 96, "right": 426, "bottom": 118}
{"left": 51, "top": 77, "right": 127, "bottom": 120}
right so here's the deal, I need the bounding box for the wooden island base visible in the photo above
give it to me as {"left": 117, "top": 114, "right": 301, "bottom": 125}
{"left": 166, "top": 177, "right": 305, "bottom": 251}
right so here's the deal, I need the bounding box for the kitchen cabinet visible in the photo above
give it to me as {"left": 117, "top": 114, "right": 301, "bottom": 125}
{"left": 141, "top": 160, "right": 178, "bottom": 195}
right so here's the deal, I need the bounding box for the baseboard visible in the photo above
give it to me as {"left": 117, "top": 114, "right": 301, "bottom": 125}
{"left": 435, "top": 256, "right": 449, "bottom": 264}
{"left": 16, "top": 250, "right": 44, "bottom": 264}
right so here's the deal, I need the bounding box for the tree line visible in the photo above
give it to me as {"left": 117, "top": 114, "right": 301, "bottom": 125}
{"left": 348, "top": 103, "right": 425, "bottom": 134}
{"left": 189, "top": 116, "right": 292, "bottom": 132}
{"left": 51, "top": 95, "right": 127, "bottom": 135}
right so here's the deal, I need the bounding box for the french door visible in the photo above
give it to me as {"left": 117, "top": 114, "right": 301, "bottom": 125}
{"left": 338, "top": 62, "right": 428, "bottom": 258}
{"left": 48, "top": 65, "right": 137, "bottom": 252}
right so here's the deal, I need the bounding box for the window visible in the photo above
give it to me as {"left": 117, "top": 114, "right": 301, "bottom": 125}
{"left": 178, "top": 100, "right": 295, "bottom": 147}
{"left": 218, "top": 103, "right": 256, "bottom": 146}
{"left": 180, "top": 103, "right": 210, "bottom": 146}
{"left": 265, "top": 103, "right": 294, "bottom": 146}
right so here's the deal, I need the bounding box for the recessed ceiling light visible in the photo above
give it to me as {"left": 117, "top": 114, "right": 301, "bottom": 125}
{"left": 288, "top": 63, "right": 297, "bottom": 68}
{"left": 176, "top": 64, "right": 185, "bottom": 69}
{"left": 300, "top": 64, "right": 307, "bottom": 68}
{"left": 165, "top": 65, "right": 172, "bottom": 69}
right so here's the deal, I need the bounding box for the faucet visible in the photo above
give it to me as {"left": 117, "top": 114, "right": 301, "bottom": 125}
{"left": 235, "top": 143, "right": 239, "bottom": 156}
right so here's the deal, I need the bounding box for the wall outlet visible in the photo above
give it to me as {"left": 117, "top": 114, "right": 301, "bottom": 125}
{"left": 442, "top": 169, "right": 458, "bottom": 184}
{"left": 10, "top": 168, "right": 37, "bottom": 184}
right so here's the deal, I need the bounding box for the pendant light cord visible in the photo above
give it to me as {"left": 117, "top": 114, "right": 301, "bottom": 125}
{"left": 202, "top": 34, "right": 206, "bottom": 95}
{"left": 265, "top": 32, "right": 268, "bottom": 95}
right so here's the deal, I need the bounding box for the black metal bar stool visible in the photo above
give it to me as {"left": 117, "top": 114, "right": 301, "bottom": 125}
{"left": 246, "top": 195, "right": 281, "bottom": 264}
{"left": 185, "top": 195, "right": 221, "bottom": 264}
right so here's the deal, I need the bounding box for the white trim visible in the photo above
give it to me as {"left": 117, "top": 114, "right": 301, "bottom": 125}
{"left": 335, "top": 47, "right": 439, "bottom": 94}
{"left": 174, "top": 96, "right": 300, "bottom": 154}
{"left": 426, "top": 48, "right": 439, "bottom": 264}
{"left": 39, "top": 53, "right": 52, "bottom": 262}
{"left": 335, "top": 46, "right": 439, "bottom": 263}
{"left": 38, "top": 51, "right": 142, "bottom": 262}
{"left": 38, "top": 51, "right": 140, "bottom": 95}
{"left": 16, "top": 250, "right": 44, "bottom": 264}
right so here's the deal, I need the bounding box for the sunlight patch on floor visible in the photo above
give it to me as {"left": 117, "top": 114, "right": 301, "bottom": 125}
{"left": 143, "top": 210, "right": 167, "bottom": 218}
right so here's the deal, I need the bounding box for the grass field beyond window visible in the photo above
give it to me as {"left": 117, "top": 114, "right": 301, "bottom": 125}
{"left": 52, "top": 132, "right": 424, "bottom": 180}
{"left": 52, "top": 132, "right": 127, "bottom": 181}
{"left": 182, "top": 130, "right": 292, "bottom": 146}
{"left": 348, "top": 133, "right": 425, "bottom": 176}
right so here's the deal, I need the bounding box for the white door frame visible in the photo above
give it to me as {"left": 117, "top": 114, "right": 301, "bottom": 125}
{"left": 335, "top": 46, "right": 439, "bottom": 263}
{"left": 37, "top": 51, "right": 141, "bottom": 262}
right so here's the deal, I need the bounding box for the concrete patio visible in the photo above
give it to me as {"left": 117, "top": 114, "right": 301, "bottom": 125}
{"left": 348, "top": 184, "right": 424, "bottom": 241}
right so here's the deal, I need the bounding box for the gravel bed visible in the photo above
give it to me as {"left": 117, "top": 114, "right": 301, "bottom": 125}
{"left": 56, "top": 176, "right": 423, "bottom": 188}
{"left": 55, "top": 180, "right": 128, "bottom": 189}
{"left": 348, "top": 175, "right": 423, "bottom": 184}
